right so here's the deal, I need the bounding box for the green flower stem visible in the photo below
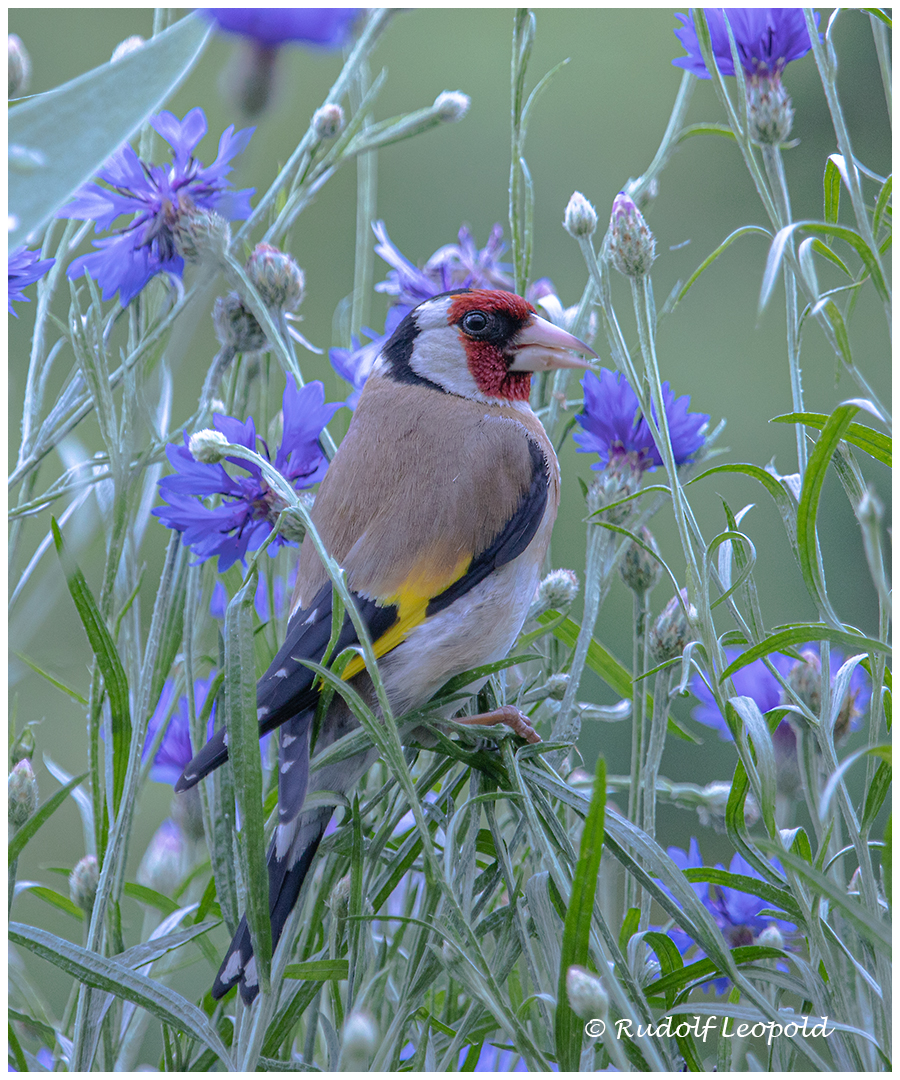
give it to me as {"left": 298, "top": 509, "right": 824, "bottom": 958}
{"left": 234, "top": 9, "right": 393, "bottom": 245}
{"left": 804, "top": 9, "right": 888, "bottom": 303}
{"left": 640, "top": 668, "right": 672, "bottom": 924}
{"left": 626, "top": 589, "right": 650, "bottom": 917}
{"left": 762, "top": 144, "right": 807, "bottom": 480}
{"left": 625, "top": 69, "right": 695, "bottom": 206}
{"left": 869, "top": 12, "right": 892, "bottom": 124}
{"left": 350, "top": 60, "right": 377, "bottom": 342}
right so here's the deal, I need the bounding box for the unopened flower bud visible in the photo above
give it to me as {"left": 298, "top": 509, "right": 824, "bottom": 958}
{"left": 246, "top": 242, "right": 305, "bottom": 312}
{"left": 587, "top": 457, "right": 643, "bottom": 523}
{"left": 530, "top": 568, "right": 579, "bottom": 619}
{"left": 189, "top": 428, "right": 229, "bottom": 464}
{"left": 342, "top": 1010, "right": 378, "bottom": 1066}
{"left": 312, "top": 102, "right": 344, "bottom": 139}
{"left": 10, "top": 726, "right": 36, "bottom": 766}
{"left": 747, "top": 75, "right": 794, "bottom": 145}
{"left": 756, "top": 924, "right": 784, "bottom": 950}
{"left": 8, "top": 759, "right": 38, "bottom": 827}
{"left": 69, "top": 854, "right": 99, "bottom": 913}
{"left": 137, "top": 820, "right": 189, "bottom": 896}
{"left": 619, "top": 526, "right": 662, "bottom": 594}
{"left": 434, "top": 90, "right": 470, "bottom": 122}
{"left": 328, "top": 874, "right": 352, "bottom": 918}
{"left": 786, "top": 649, "right": 822, "bottom": 714}
{"left": 563, "top": 191, "right": 598, "bottom": 239}
{"left": 111, "top": 35, "right": 145, "bottom": 63}
{"left": 697, "top": 780, "right": 759, "bottom": 831}
{"left": 8, "top": 34, "right": 30, "bottom": 98}
{"left": 171, "top": 786, "right": 205, "bottom": 842}
{"left": 213, "top": 292, "right": 267, "bottom": 353}
{"left": 648, "top": 589, "right": 696, "bottom": 664}
{"left": 544, "top": 673, "right": 570, "bottom": 701}
{"left": 175, "top": 207, "right": 231, "bottom": 264}
{"left": 608, "top": 192, "right": 656, "bottom": 277}
{"left": 566, "top": 965, "right": 608, "bottom": 1021}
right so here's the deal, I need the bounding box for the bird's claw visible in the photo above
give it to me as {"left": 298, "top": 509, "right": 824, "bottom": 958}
{"left": 457, "top": 704, "right": 541, "bottom": 744}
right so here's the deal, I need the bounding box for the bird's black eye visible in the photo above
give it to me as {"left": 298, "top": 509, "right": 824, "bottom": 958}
{"left": 461, "top": 310, "right": 489, "bottom": 335}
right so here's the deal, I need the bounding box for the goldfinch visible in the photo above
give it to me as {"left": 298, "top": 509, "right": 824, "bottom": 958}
{"left": 175, "top": 287, "right": 596, "bottom": 1002}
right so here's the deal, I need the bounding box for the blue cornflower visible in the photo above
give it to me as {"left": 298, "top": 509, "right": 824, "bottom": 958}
{"left": 329, "top": 221, "right": 513, "bottom": 405}
{"left": 206, "top": 8, "right": 360, "bottom": 49}
{"left": 144, "top": 671, "right": 218, "bottom": 784}
{"left": 573, "top": 368, "right": 708, "bottom": 472}
{"left": 673, "top": 9, "right": 819, "bottom": 80}
{"left": 691, "top": 645, "right": 870, "bottom": 743}
{"left": 154, "top": 380, "right": 340, "bottom": 571}
{"left": 664, "top": 838, "right": 795, "bottom": 993}
{"left": 59, "top": 108, "right": 254, "bottom": 305}
{"left": 8, "top": 246, "right": 55, "bottom": 315}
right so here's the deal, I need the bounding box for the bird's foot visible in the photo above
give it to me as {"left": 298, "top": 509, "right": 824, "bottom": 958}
{"left": 457, "top": 705, "right": 541, "bottom": 744}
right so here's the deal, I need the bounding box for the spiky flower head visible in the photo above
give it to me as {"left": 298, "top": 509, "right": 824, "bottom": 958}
{"left": 69, "top": 855, "right": 99, "bottom": 913}
{"left": 747, "top": 76, "right": 794, "bottom": 145}
{"left": 246, "top": 242, "right": 305, "bottom": 312}
{"left": 566, "top": 965, "right": 608, "bottom": 1020}
{"left": 564, "top": 190, "right": 598, "bottom": 239}
{"left": 8, "top": 758, "right": 38, "bottom": 827}
{"left": 608, "top": 191, "right": 656, "bottom": 277}
{"left": 213, "top": 291, "right": 268, "bottom": 353}
{"left": 649, "top": 589, "right": 697, "bottom": 664}
{"left": 59, "top": 108, "right": 254, "bottom": 305}
{"left": 620, "top": 525, "right": 662, "bottom": 595}
{"left": 312, "top": 103, "right": 345, "bottom": 139}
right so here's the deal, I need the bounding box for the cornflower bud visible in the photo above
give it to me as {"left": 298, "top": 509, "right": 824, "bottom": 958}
{"left": 111, "top": 35, "right": 145, "bottom": 62}
{"left": 563, "top": 191, "right": 598, "bottom": 239}
{"left": 10, "top": 726, "right": 36, "bottom": 766}
{"left": 785, "top": 649, "right": 821, "bottom": 715}
{"left": 544, "top": 673, "right": 570, "bottom": 701}
{"left": 433, "top": 90, "right": 470, "bottom": 122}
{"left": 529, "top": 568, "right": 579, "bottom": 619}
{"left": 188, "top": 428, "right": 229, "bottom": 464}
{"left": 69, "top": 854, "right": 99, "bottom": 913}
{"left": 587, "top": 457, "right": 644, "bottom": 524}
{"left": 312, "top": 102, "right": 344, "bottom": 139}
{"left": 246, "top": 242, "right": 305, "bottom": 312}
{"left": 608, "top": 191, "right": 656, "bottom": 277}
{"left": 174, "top": 207, "right": 231, "bottom": 264}
{"left": 341, "top": 1010, "right": 378, "bottom": 1067}
{"left": 8, "top": 759, "right": 38, "bottom": 827}
{"left": 619, "top": 526, "right": 662, "bottom": 594}
{"left": 213, "top": 291, "right": 268, "bottom": 353}
{"left": 648, "top": 589, "right": 696, "bottom": 664}
{"left": 747, "top": 75, "right": 794, "bottom": 145}
{"left": 8, "top": 34, "right": 30, "bottom": 98}
{"left": 756, "top": 924, "right": 784, "bottom": 950}
{"left": 566, "top": 965, "right": 608, "bottom": 1021}
{"left": 137, "top": 820, "right": 189, "bottom": 896}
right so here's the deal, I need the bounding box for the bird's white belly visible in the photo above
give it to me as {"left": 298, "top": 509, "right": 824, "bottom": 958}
{"left": 377, "top": 552, "right": 542, "bottom": 716}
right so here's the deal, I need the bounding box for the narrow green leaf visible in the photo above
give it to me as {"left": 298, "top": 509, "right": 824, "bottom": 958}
{"left": 643, "top": 944, "right": 785, "bottom": 997}
{"left": 642, "top": 931, "right": 684, "bottom": 1008}
{"left": 810, "top": 237, "right": 852, "bottom": 276}
{"left": 283, "top": 959, "right": 350, "bottom": 981}
{"left": 771, "top": 411, "right": 891, "bottom": 467}
{"left": 11, "top": 652, "right": 88, "bottom": 705}
{"left": 882, "top": 815, "right": 891, "bottom": 907}
{"left": 9, "top": 921, "right": 233, "bottom": 1066}
{"left": 618, "top": 906, "right": 640, "bottom": 954}
{"left": 722, "top": 626, "right": 887, "bottom": 680}
{"left": 795, "top": 403, "right": 859, "bottom": 624}
{"left": 8, "top": 13, "right": 211, "bottom": 245}
{"left": 677, "top": 122, "right": 738, "bottom": 141}
{"left": 123, "top": 881, "right": 181, "bottom": 917}
{"left": 8, "top": 773, "right": 88, "bottom": 864}
{"left": 688, "top": 461, "right": 799, "bottom": 555}
{"left": 676, "top": 225, "right": 771, "bottom": 305}
{"left": 862, "top": 759, "right": 892, "bottom": 833}
{"left": 823, "top": 157, "right": 841, "bottom": 225}
{"left": 555, "top": 754, "right": 606, "bottom": 1071}
{"left": 224, "top": 568, "right": 271, "bottom": 996}
{"left": 16, "top": 884, "right": 84, "bottom": 920}
{"left": 683, "top": 869, "right": 802, "bottom": 921}
{"left": 873, "top": 174, "right": 892, "bottom": 237}
{"left": 51, "top": 518, "right": 130, "bottom": 814}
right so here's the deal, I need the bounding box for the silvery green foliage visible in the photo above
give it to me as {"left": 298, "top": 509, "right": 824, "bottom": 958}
{"left": 8, "top": 8, "right": 890, "bottom": 1073}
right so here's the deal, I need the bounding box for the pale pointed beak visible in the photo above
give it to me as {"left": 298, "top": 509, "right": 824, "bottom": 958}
{"left": 507, "top": 314, "right": 598, "bottom": 372}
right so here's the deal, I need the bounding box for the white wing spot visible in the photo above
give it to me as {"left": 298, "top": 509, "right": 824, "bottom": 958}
{"left": 275, "top": 668, "right": 288, "bottom": 679}
{"left": 258, "top": 706, "right": 270, "bottom": 719}
{"left": 303, "top": 608, "right": 318, "bottom": 625}
{"left": 282, "top": 733, "right": 296, "bottom": 746}
{"left": 221, "top": 951, "right": 243, "bottom": 982}
{"left": 244, "top": 958, "right": 258, "bottom": 987}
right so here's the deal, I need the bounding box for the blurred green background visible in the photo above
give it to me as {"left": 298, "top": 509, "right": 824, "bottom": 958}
{"left": 8, "top": 6, "right": 890, "bottom": 989}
